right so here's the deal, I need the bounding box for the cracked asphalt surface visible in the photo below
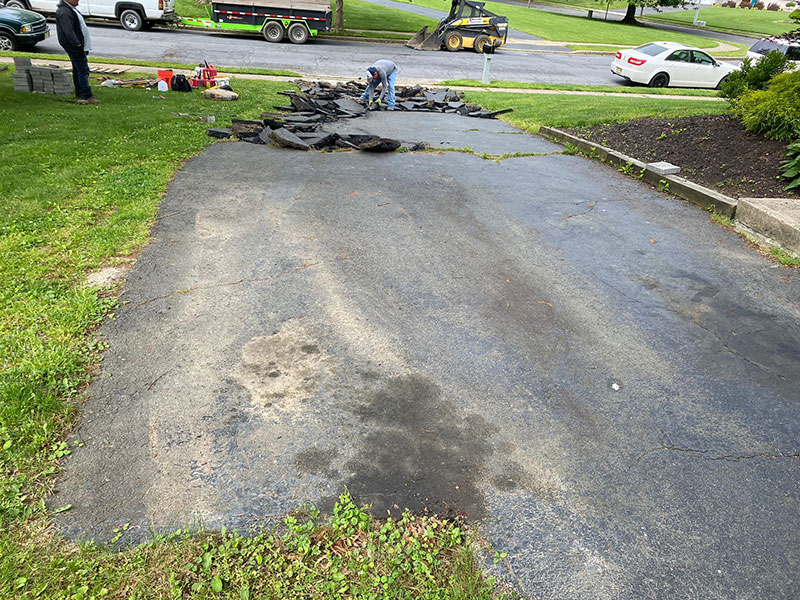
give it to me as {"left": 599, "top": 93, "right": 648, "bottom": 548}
{"left": 52, "top": 113, "right": 800, "bottom": 599}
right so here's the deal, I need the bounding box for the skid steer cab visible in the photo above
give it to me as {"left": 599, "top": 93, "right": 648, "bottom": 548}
{"left": 407, "top": 0, "right": 508, "bottom": 52}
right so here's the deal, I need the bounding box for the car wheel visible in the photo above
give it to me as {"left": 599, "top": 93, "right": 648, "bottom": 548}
{"left": 263, "top": 21, "right": 284, "bottom": 42}
{"left": 120, "top": 9, "right": 144, "bottom": 31}
{"left": 716, "top": 75, "right": 729, "bottom": 90}
{"left": 4, "top": 0, "right": 29, "bottom": 8}
{"left": 0, "top": 32, "right": 17, "bottom": 52}
{"left": 287, "top": 22, "right": 308, "bottom": 44}
{"left": 445, "top": 32, "right": 462, "bottom": 51}
{"left": 648, "top": 72, "right": 670, "bottom": 88}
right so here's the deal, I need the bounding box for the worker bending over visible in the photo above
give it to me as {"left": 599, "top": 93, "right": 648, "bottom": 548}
{"left": 361, "top": 60, "right": 398, "bottom": 111}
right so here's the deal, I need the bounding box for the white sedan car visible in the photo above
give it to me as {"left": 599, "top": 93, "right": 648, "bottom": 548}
{"left": 611, "top": 42, "right": 736, "bottom": 89}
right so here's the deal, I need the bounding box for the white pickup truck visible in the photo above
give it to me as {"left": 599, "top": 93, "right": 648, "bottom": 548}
{"left": 4, "top": 0, "right": 177, "bottom": 31}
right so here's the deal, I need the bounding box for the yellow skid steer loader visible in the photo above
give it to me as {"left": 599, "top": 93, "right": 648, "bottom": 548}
{"left": 407, "top": 0, "right": 508, "bottom": 52}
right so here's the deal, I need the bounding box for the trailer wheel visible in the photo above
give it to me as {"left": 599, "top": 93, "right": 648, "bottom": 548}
{"left": 287, "top": 23, "right": 309, "bottom": 44}
{"left": 473, "top": 34, "right": 490, "bottom": 53}
{"left": 263, "top": 21, "right": 284, "bottom": 42}
{"left": 120, "top": 9, "right": 144, "bottom": 31}
{"left": 445, "top": 32, "right": 462, "bottom": 51}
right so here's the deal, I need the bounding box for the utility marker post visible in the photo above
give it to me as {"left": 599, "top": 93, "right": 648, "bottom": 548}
{"left": 481, "top": 53, "right": 492, "bottom": 84}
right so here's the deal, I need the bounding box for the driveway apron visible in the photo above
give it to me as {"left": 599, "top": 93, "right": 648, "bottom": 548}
{"left": 52, "top": 113, "right": 800, "bottom": 600}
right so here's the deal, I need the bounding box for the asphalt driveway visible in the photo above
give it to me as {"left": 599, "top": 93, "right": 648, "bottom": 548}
{"left": 53, "top": 113, "right": 800, "bottom": 600}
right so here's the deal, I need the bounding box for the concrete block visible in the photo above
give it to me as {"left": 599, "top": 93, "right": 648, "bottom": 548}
{"left": 736, "top": 198, "right": 800, "bottom": 255}
{"left": 647, "top": 161, "right": 681, "bottom": 176}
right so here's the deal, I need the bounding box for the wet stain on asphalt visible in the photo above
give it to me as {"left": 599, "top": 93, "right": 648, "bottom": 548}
{"left": 294, "top": 447, "right": 341, "bottom": 480}
{"left": 338, "top": 374, "right": 500, "bottom": 519}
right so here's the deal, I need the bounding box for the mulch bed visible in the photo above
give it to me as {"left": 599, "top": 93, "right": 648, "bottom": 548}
{"left": 568, "top": 114, "right": 799, "bottom": 200}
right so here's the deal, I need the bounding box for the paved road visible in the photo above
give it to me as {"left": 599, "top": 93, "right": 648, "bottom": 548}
{"left": 52, "top": 113, "right": 800, "bottom": 599}
{"left": 33, "top": 23, "right": 617, "bottom": 83}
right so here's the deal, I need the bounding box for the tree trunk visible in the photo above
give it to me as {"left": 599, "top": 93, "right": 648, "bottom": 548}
{"left": 622, "top": 3, "right": 638, "bottom": 24}
{"left": 335, "top": 0, "right": 343, "bottom": 32}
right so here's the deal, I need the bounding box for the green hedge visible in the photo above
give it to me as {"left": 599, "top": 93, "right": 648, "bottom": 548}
{"left": 737, "top": 70, "right": 800, "bottom": 141}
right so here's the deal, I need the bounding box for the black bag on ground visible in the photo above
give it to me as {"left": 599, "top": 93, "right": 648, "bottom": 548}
{"left": 171, "top": 74, "right": 193, "bottom": 92}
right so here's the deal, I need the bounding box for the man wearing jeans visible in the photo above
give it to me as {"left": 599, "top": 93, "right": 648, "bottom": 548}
{"left": 56, "top": 0, "right": 98, "bottom": 105}
{"left": 361, "top": 60, "right": 398, "bottom": 111}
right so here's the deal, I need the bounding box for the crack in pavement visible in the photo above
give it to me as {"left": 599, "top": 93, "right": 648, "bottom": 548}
{"left": 131, "top": 262, "right": 319, "bottom": 308}
{"left": 636, "top": 444, "right": 800, "bottom": 464}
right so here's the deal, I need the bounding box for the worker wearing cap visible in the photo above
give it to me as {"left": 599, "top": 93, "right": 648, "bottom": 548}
{"left": 361, "top": 60, "right": 398, "bottom": 111}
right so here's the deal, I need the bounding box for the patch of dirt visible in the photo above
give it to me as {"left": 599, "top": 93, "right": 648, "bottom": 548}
{"left": 569, "top": 114, "right": 799, "bottom": 200}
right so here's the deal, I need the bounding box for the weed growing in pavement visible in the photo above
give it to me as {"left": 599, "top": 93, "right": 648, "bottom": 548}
{"left": 769, "top": 246, "right": 800, "bottom": 266}
{"left": 657, "top": 179, "right": 671, "bottom": 193}
{"left": 562, "top": 143, "right": 580, "bottom": 155}
{"left": 711, "top": 212, "right": 733, "bottom": 227}
{"left": 618, "top": 162, "right": 645, "bottom": 179}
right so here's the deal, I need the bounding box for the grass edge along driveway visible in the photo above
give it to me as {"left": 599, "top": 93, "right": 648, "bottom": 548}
{"left": 0, "top": 69, "right": 727, "bottom": 598}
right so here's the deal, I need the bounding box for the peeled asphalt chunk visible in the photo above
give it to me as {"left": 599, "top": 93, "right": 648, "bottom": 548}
{"left": 321, "top": 111, "right": 559, "bottom": 155}
{"left": 51, "top": 112, "right": 800, "bottom": 600}
{"left": 359, "top": 137, "right": 401, "bottom": 152}
{"left": 269, "top": 127, "right": 310, "bottom": 150}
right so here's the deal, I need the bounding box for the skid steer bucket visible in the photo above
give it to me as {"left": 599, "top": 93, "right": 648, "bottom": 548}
{"left": 406, "top": 26, "right": 443, "bottom": 50}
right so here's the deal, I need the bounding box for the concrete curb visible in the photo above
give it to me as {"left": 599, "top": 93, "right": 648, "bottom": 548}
{"left": 736, "top": 198, "right": 800, "bottom": 256}
{"left": 539, "top": 126, "right": 737, "bottom": 218}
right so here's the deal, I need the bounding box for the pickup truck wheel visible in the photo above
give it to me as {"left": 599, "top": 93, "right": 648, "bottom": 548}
{"left": 4, "top": 0, "right": 28, "bottom": 8}
{"left": 120, "top": 9, "right": 144, "bottom": 31}
{"left": 0, "top": 32, "right": 17, "bottom": 52}
{"left": 263, "top": 21, "right": 284, "bottom": 42}
{"left": 445, "top": 32, "right": 462, "bottom": 51}
{"left": 287, "top": 22, "right": 308, "bottom": 44}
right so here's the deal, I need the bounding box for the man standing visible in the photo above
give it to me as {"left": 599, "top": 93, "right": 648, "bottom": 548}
{"left": 361, "top": 59, "right": 397, "bottom": 111}
{"left": 56, "top": 0, "right": 98, "bottom": 105}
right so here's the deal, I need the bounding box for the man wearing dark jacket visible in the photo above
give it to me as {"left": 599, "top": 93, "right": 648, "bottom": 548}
{"left": 56, "top": 0, "right": 98, "bottom": 104}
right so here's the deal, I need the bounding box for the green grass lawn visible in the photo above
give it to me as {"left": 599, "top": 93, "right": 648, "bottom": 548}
{"left": 174, "top": 0, "right": 436, "bottom": 33}
{"left": 534, "top": 0, "right": 629, "bottom": 10}
{"left": 644, "top": 6, "right": 799, "bottom": 37}
{"left": 461, "top": 90, "right": 729, "bottom": 131}
{"left": 443, "top": 79, "right": 724, "bottom": 96}
{"left": 394, "top": 0, "right": 721, "bottom": 46}
{"left": 0, "top": 64, "right": 730, "bottom": 597}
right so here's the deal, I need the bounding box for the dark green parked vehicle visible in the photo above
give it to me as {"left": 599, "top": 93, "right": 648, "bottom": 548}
{"left": 0, "top": 1, "right": 49, "bottom": 51}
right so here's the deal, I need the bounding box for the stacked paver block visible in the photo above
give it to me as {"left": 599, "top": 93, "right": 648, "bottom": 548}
{"left": 13, "top": 57, "right": 74, "bottom": 96}
{"left": 12, "top": 57, "right": 32, "bottom": 92}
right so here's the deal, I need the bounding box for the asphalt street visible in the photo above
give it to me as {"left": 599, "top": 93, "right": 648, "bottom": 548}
{"left": 52, "top": 113, "right": 800, "bottom": 599}
{"left": 32, "top": 23, "right": 623, "bottom": 84}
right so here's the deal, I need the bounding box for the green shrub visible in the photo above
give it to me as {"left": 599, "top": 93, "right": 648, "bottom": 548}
{"left": 789, "top": 8, "right": 800, "bottom": 22}
{"left": 780, "top": 141, "right": 800, "bottom": 191}
{"left": 737, "top": 70, "right": 800, "bottom": 141}
{"left": 720, "top": 50, "right": 792, "bottom": 100}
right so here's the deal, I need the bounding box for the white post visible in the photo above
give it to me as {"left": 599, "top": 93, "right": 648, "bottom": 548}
{"left": 481, "top": 53, "right": 492, "bottom": 84}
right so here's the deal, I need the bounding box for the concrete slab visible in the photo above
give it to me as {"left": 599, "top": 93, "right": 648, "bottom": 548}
{"left": 321, "top": 112, "right": 562, "bottom": 155}
{"left": 51, "top": 115, "right": 800, "bottom": 600}
{"left": 736, "top": 197, "right": 800, "bottom": 256}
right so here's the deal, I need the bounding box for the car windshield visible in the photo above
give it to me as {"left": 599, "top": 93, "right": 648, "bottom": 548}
{"left": 750, "top": 39, "right": 783, "bottom": 55}
{"left": 635, "top": 43, "right": 668, "bottom": 56}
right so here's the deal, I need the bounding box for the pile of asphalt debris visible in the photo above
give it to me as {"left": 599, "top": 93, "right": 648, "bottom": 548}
{"left": 207, "top": 80, "right": 512, "bottom": 152}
